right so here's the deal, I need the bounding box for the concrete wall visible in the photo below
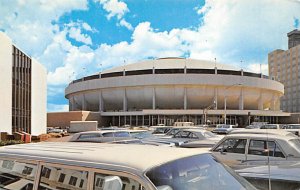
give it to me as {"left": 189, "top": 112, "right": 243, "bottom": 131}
{"left": 47, "top": 111, "right": 102, "bottom": 128}
{"left": 0, "top": 32, "right": 12, "bottom": 134}
{"left": 31, "top": 59, "right": 47, "bottom": 135}
{"left": 69, "top": 121, "right": 98, "bottom": 133}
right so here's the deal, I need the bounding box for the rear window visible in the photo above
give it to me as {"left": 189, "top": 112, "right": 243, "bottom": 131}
{"left": 146, "top": 154, "right": 256, "bottom": 190}
{"left": 102, "top": 132, "right": 130, "bottom": 137}
{"left": 78, "top": 133, "right": 101, "bottom": 140}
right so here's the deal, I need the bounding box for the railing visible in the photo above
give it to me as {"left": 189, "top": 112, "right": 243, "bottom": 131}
{"left": 70, "top": 68, "right": 270, "bottom": 84}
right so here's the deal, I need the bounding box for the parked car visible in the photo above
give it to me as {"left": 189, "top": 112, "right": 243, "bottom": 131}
{"left": 162, "top": 126, "right": 202, "bottom": 137}
{"left": 167, "top": 128, "right": 222, "bottom": 148}
{"left": 230, "top": 129, "right": 296, "bottom": 137}
{"left": 236, "top": 161, "right": 300, "bottom": 190}
{"left": 69, "top": 130, "right": 132, "bottom": 143}
{"left": 0, "top": 142, "right": 257, "bottom": 190}
{"left": 47, "top": 128, "right": 67, "bottom": 136}
{"left": 282, "top": 124, "right": 300, "bottom": 136}
{"left": 211, "top": 133, "right": 300, "bottom": 169}
{"left": 259, "top": 124, "right": 281, "bottom": 129}
{"left": 151, "top": 127, "right": 173, "bottom": 136}
{"left": 212, "top": 124, "right": 237, "bottom": 134}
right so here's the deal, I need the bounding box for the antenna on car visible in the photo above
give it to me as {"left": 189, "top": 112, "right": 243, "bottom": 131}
{"left": 266, "top": 129, "right": 271, "bottom": 190}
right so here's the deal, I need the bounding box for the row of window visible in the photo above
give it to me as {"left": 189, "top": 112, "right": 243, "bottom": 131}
{"left": 0, "top": 159, "right": 143, "bottom": 190}
{"left": 214, "top": 138, "right": 285, "bottom": 158}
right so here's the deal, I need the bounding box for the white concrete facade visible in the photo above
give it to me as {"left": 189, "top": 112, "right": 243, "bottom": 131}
{"left": 0, "top": 33, "right": 13, "bottom": 134}
{"left": 31, "top": 59, "right": 47, "bottom": 135}
{"left": 66, "top": 58, "right": 287, "bottom": 126}
{"left": 0, "top": 32, "right": 47, "bottom": 135}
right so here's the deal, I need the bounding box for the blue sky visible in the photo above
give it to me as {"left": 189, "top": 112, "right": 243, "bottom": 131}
{"left": 0, "top": 0, "right": 300, "bottom": 112}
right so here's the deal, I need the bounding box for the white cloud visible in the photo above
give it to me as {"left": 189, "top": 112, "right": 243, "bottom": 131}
{"left": 97, "top": 0, "right": 132, "bottom": 30}
{"left": 99, "top": 0, "right": 129, "bottom": 19}
{"left": 194, "top": 0, "right": 300, "bottom": 63}
{"left": 48, "top": 103, "right": 69, "bottom": 112}
{"left": 68, "top": 27, "right": 92, "bottom": 45}
{"left": 247, "top": 63, "right": 268, "bottom": 75}
{"left": 0, "top": 0, "right": 88, "bottom": 56}
{"left": 119, "top": 18, "right": 133, "bottom": 30}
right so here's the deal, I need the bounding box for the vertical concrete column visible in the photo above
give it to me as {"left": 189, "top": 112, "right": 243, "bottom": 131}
{"left": 69, "top": 96, "right": 74, "bottom": 111}
{"left": 98, "top": 91, "right": 104, "bottom": 112}
{"left": 123, "top": 88, "right": 127, "bottom": 112}
{"left": 82, "top": 94, "right": 86, "bottom": 110}
{"left": 215, "top": 67, "right": 217, "bottom": 74}
{"left": 270, "top": 95, "right": 276, "bottom": 111}
{"left": 239, "top": 88, "right": 244, "bottom": 110}
{"left": 184, "top": 66, "right": 187, "bottom": 74}
{"left": 241, "top": 69, "right": 244, "bottom": 76}
{"left": 152, "top": 87, "right": 156, "bottom": 110}
{"left": 214, "top": 88, "right": 218, "bottom": 109}
{"left": 152, "top": 66, "right": 155, "bottom": 74}
{"left": 258, "top": 92, "right": 263, "bottom": 110}
{"left": 184, "top": 87, "right": 187, "bottom": 110}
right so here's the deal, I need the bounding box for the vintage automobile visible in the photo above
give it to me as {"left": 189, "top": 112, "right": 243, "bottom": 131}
{"left": 282, "top": 124, "right": 300, "bottom": 136}
{"left": 69, "top": 130, "right": 133, "bottom": 143}
{"left": 229, "top": 129, "right": 296, "bottom": 137}
{"left": 163, "top": 128, "right": 222, "bottom": 148}
{"left": 211, "top": 133, "right": 300, "bottom": 169}
{"left": 212, "top": 124, "right": 237, "bottom": 134}
{"left": 0, "top": 142, "right": 257, "bottom": 190}
{"left": 47, "top": 127, "right": 68, "bottom": 136}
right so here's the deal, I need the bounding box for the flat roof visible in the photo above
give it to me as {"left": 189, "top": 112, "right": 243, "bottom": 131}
{"left": 0, "top": 142, "right": 208, "bottom": 173}
{"left": 101, "top": 58, "right": 239, "bottom": 74}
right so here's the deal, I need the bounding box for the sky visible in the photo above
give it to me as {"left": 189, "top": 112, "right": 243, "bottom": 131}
{"left": 0, "top": 0, "right": 300, "bottom": 112}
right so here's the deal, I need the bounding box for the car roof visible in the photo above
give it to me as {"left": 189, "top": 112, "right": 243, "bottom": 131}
{"left": 225, "top": 133, "right": 296, "bottom": 140}
{"left": 179, "top": 128, "right": 208, "bottom": 133}
{"left": 0, "top": 142, "right": 208, "bottom": 175}
{"left": 230, "top": 129, "right": 294, "bottom": 136}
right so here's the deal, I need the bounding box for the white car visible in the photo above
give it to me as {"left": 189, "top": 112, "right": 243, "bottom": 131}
{"left": 0, "top": 142, "right": 257, "bottom": 190}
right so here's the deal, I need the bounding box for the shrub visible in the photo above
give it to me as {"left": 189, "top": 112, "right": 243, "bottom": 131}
{"left": 0, "top": 140, "right": 24, "bottom": 146}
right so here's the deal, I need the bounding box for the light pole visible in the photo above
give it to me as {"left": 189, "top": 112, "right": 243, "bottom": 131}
{"left": 203, "top": 100, "right": 216, "bottom": 125}
{"left": 224, "top": 83, "right": 242, "bottom": 125}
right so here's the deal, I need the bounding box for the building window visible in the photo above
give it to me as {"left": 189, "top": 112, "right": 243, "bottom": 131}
{"left": 2, "top": 160, "right": 14, "bottom": 170}
{"left": 79, "top": 179, "right": 84, "bottom": 188}
{"left": 41, "top": 167, "right": 51, "bottom": 178}
{"left": 58, "top": 173, "right": 66, "bottom": 183}
{"left": 22, "top": 166, "right": 33, "bottom": 175}
{"left": 69, "top": 176, "right": 78, "bottom": 186}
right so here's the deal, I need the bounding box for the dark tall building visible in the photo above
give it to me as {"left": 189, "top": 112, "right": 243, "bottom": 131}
{"left": 288, "top": 29, "right": 300, "bottom": 49}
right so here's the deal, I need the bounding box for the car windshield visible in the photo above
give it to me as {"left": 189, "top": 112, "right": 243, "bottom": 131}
{"left": 102, "top": 132, "right": 130, "bottom": 137}
{"left": 288, "top": 125, "right": 300, "bottom": 129}
{"left": 288, "top": 139, "right": 300, "bottom": 154}
{"left": 146, "top": 153, "right": 256, "bottom": 190}
{"left": 218, "top": 125, "right": 230, "bottom": 128}
{"left": 260, "top": 125, "right": 277, "bottom": 129}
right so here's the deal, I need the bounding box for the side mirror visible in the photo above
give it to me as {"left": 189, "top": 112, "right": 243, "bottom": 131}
{"left": 157, "top": 185, "right": 173, "bottom": 190}
{"left": 103, "top": 176, "right": 123, "bottom": 190}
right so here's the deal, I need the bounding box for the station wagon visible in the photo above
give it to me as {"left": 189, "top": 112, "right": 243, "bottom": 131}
{"left": 0, "top": 142, "right": 257, "bottom": 190}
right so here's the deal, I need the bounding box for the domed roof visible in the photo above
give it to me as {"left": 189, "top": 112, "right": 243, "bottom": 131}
{"left": 101, "top": 57, "right": 239, "bottom": 74}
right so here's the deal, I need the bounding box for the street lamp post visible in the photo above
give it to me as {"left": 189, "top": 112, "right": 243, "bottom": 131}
{"left": 203, "top": 100, "right": 216, "bottom": 125}
{"left": 224, "top": 83, "right": 242, "bottom": 125}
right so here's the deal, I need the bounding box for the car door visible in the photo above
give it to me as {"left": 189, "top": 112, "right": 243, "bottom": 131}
{"left": 246, "top": 139, "right": 286, "bottom": 164}
{"left": 212, "top": 138, "right": 248, "bottom": 167}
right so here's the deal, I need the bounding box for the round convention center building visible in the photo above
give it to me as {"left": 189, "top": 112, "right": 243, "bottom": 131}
{"left": 65, "top": 58, "right": 288, "bottom": 127}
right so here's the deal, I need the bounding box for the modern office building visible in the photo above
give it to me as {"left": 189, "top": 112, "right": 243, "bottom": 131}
{"left": 0, "top": 32, "right": 47, "bottom": 135}
{"left": 269, "top": 29, "right": 300, "bottom": 113}
{"left": 66, "top": 58, "right": 288, "bottom": 127}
